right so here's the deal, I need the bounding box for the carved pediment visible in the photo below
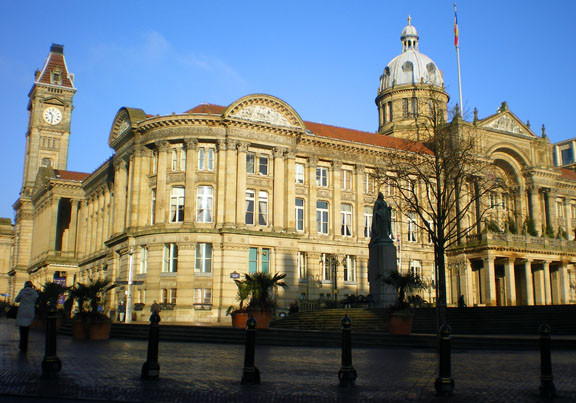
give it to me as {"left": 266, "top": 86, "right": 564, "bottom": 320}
{"left": 480, "top": 112, "right": 535, "bottom": 137}
{"left": 225, "top": 94, "right": 305, "bottom": 130}
{"left": 108, "top": 107, "right": 148, "bottom": 149}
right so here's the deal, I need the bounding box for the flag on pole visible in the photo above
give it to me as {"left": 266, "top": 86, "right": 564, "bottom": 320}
{"left": 454, "top": 4, "right": 459, "bottom": 47}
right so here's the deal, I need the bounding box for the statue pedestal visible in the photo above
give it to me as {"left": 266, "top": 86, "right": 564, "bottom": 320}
{"left": 368, "top": 240, "right": 397, "bottom": 308}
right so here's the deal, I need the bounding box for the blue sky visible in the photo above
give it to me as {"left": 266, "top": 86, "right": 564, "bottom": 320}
{"left": 1, "top": 1, "right": 574, "bottom": 219}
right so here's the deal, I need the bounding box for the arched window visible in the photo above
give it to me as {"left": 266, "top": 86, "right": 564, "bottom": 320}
{"left": 41, "top": 158, "right": 52, "bottom": 167}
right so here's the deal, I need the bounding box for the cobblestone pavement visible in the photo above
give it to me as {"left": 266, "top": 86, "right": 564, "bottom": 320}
{"left": 0, "top": 319, "right": 575, "bottom": 402}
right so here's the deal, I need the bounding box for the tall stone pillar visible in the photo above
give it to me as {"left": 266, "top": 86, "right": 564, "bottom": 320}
{"left": 223, "top": 140, "right": 238, "bottom": 228}
{"left": 67, "top": 200, "right": 79, "bottom": 252}
{"left": 184, "top": 139, "right": 198, "bottom": 224}
{"left": 543, "top": 261, "right": 552, "bottom": 305}
{"left": 464, "top": 259, "right": 475, "bottom": 306}
{"left": 137, "top": 148, "right": 153, "bottom": 227}
{"left": 113, "top": 160, "right": 128, "bottom": 234}
{"left": 354, "top": 165, "right": 365, "bottom": 241}
{"left": 558, "top": 263, "right": 570, "bottom": 304}
{"left": 332, "top": 161, "right": 342, "bottom": 240}
{"left": 87, "top": 196, "right": 95, "bottom": 254}
{"left": 308, "top": 158, "right": 318, "bottom": 237}
{"left": 235, "top": 142, "right": 248, "bottom": 229}
{"left": 216, "top": 140, "right": 227, "bottom": 227}
{"left": 155, "top": 142, "right": 169, "bottom": 225}
{"left": 129, "top": 147, "right": 143, "bottom": 229}
{"left": 564, "top": 198, "right": 572, "bottom": 240}
{"left": 523, "top": 260, "right": 534, "bottom": 306}
{"left": 273, "top": 147, "right": 286, "bottom": 231}
{"left": 483, "top": 256, "right": 497, "bottom": 306}
{"left": 533, "top": 265, "right": 545, "bottom": 305}
{"left": 528, "top": 186, "right": 541, "bottom": 235}
{"left": 284, "top": 150, "right": 296, "bottom": 232}
{"left": 504, "top": 258, "right": 516, "bottom": 306}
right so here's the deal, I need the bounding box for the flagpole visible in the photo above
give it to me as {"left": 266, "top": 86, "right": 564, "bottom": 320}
{"left": 454, "top": 3, "right": 464, "bottom": 114}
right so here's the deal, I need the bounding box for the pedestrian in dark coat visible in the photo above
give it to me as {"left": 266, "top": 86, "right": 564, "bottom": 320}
{"left": 15, "top": 281, "right": 38, "bottom": 352}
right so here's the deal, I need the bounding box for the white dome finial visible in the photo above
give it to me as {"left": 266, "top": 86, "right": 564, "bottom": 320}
{"left": 401, "top": 16, "right": 419, "bottom": 52}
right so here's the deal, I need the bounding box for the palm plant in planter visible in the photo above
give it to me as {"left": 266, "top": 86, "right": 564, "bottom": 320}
{"left": 227, "top": 272, "right": 288, "bottom": 329}
{"left": 68, "top": 278, "right": 113, "bottom": 340}
{"left": 383, "top": 271, "right": 426, "bottom": 335}
{"left": 36, "top": 281, "right": 68, "bottom": 329}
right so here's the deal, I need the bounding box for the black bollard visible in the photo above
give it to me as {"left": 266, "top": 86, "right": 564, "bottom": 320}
{"left": 141, "top": 311, "right": 161, "bottom": 379}
{"left": 241, "top": 315, "right": 260, "bottom": 385}
{"left": 538, "top": 323, "right": 556, "bottom": 398}
{"left": 338, "top": 314, "right": 357, "bottom": 387}
{"left": 434, "top": 324, "right": 454, "bottom": 396}
{"left": 41, "top": 304, "right": 62, "bottom": 378}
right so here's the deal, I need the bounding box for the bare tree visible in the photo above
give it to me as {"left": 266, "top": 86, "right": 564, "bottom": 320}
{"left": 373, "top": 100, "right": 504, "bottom": 326}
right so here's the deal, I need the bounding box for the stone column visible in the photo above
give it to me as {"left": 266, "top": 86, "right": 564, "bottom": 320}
{"left": 558, "top": 263, "right": 570, "bottom": 304}
{"left": 504, "top": 258, "right": 516, "bottom": 306}
{"left": 465, "top": 259, "right": 475, "bottom": 306}
{"left": 273, "top": 147, "right": 286, "bottom": 231}
{"left": 155, "top": 141, "right": 170, "bottom": 224}
{"left": 284, "top": 149, "right": 296, "bottom": 232}
{"left": 137, "top": 148, "right": 153, "bottom": 227}
{"left": 87, "top": 196, "right": 95, "bottom": 254}
{"left": 483, "top": 256, "right": 497, "bottom": 306}
{"left": 528, "top": 186, "right": 541, "bottom": 235}
{"left": 184, "top": 139, "right": 198, "bottom": 224}
{"left": 533, "top": 264, "right": 545, "bottom": 305}
{"left": 354, "top": 165, "right": 365, "bottom": 242}
{"left": 564, "top": 199, "right": 572, "bottom": 240}
{"left": 103, "top": 189, "right": 112, "bottom": 244}
{"left": 223, "top": 140, "right": 238, "bottom": 228}
{"left": 308, "top": 158, "right": 318, "bottom": 237}
{"left": 95, "top": 191, "right": 103, "bottom": 249}
{"left": 129, "top": 147, "right": 144, "bottom": 229}
{"left": 216, "top": 140, "right": 227, "bottom": 227}
{"left": 543, "top": 261, "right": 552, "bottom": 305}
{"left": 235, "top": 142, "right": 248, "bottom": 229}
{"left": 67, "top": 200, "right": 79, "bottom": 253}
{"left": 523, "top": 259, "right": 534, "bottom": 306}
{"left": 113, "top": 159, "right": 128, "bottom": 234}
{"left": 332, "top": 161, "right": 342, "bottom": 240}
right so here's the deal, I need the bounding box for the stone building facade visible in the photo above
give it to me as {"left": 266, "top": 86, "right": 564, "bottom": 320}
{"left": 6, "top": 21, "right": 576, "bottom": 323}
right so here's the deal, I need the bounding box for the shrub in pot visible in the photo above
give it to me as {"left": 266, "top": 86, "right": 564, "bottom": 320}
{"left": 383, "top": 271, "right": 426, "bottom": 335}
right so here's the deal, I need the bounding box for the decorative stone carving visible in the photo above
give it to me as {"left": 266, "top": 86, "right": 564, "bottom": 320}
{"left": 167, "top": 172, "right": 185, "bottom": 184}
{"left": 230, "top": 105, "right": 292, "bottom": 128}
{"left": 486, "top": 115, "right": 525, "bottom": 135}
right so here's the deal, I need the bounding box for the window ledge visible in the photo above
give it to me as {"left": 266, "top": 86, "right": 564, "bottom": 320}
{"left": 344, "top": 281, "right": 358, "bottom": 285}
{"left": 160, "top": 272, "right": 178, "bottom": 277}
{"left": 194, "top": 272, "right": 213, "bottom": 277}
{"left": 321, "top": 280, "right": 333, "bottom": 284}
{"left": 298, "top": 279, "right": 308, "bottom": 283}
{"left": 193, "top": 303, "right": 212, "bottom": 310}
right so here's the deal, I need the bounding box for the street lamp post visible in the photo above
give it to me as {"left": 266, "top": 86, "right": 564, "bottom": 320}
{"left": 126, "top": 248, "right": 134, "bottom": 323}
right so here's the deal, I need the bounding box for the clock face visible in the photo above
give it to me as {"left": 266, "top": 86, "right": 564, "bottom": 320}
{"left": 43, "top": 107, "right": 62, "bottom": 125}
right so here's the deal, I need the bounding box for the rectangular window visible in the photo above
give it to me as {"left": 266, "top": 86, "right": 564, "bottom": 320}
{"left": 557, "top": 201, "right": 565, "bottom": 218}
{"left": 248, "top": 247, "right": 270, "bottom": 273}
{"left": 195, "top": 243, "right": 212, "bottom": 273}
{"left": 245, "top": 190, "right": 255, "bottom": 225}
{"left": 139, "top": 246, "right": 148, "bottom": 274}
{"left": 410, "top": 260, "right": 422, "bottom": 277}
{"left": 170, "top": 288, "right": 177, "bottom": 304}
{"left": 258, "top": 191, "right": 268, "bottom": 226}
{"left": 171, "top": 149, "right": 178, "bottom": 171}
{"left": 295, "top": 198, "right": 305, "bottom": 232}
{"left": 295, "top": 163, "right": 305, "bottom": 184}
{"left": 196, "top": 186, "right": 213, "bottom": 223}
{"left": 407, "top": 212, "right": 417, "bottom": 242}
{"left": 341, "top": 170, "right": 352, "bottom": 191}
{"left": 246, "top": 153, "right": 255, "bottom": 174}
{"left": 317, "top": 201, "right": 329, "bottom": 234}
{"left": 152, "top": 151, "right": 158, "bottom": 175}
{"left": 259, "top": 155, "right": 269, "bottom": 176}
{"left": 364, "top": 173, "right": 375, "bottom": 193}
{"left": 321, "top": 253, "right": 335, "bottom": 281}
{"left": 198, "top": 147, "right": 215, "bottom": 171}
{"left": 344, "top": 255, "right": 356, "bottom": 282}
{"left": 150, "top": 189, "right": 156, "bottom": 225}
{"left": 402, "top": 98, "right": 409, "bottom": 117}
{"left": 341, "top": 204, "right": 352, "bottom": 236}
{"left": 169, "top": 186, "right": 185, "bottom": 223}
{"left": 364, "top": 206, "right": 373, "bottom": 238}
{"left": 297, "top": 251, "right": 307, "bottom": 280}
{"left": 411, "top": 97, "right": 418, "bottom": 117}
{"left": 180, "top": 147, "right": 186, "bottom": 170}
{"left": 561, "top": 148, "right": 574, "bottom": 165}
{"left": 194, "top": 288, "right": 212, "bottom": 304}
{"left": 316, "top": 167, "right": 328, "bottom": 187}
{"left": 163, "top": 243, "right": 178, "bottom": 273}
{"left": 427, "top": 220, "right": 434, "bottom": 243}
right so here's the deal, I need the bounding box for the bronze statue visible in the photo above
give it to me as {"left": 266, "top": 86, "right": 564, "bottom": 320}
{"left": 370, "top": 192, "right": 392, "bottom": 244}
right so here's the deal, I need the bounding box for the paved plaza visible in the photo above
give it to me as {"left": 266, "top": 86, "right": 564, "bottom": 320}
{"left": 0, "top": 319, "right": 575, "bottom": 402}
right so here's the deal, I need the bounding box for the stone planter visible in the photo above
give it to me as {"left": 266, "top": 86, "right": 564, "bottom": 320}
{"left": 231, "top": 311, "right": 249, "bottom": 328}
{"left": 88, "top": 321, "right": 111, "bottom": 340}
{"left": 388, "top": 312, "right": 414, "bottom": 335}
{"left": 248, "top": 310, "right": 274, "bottom": 329}
{"left": 71, "top": 320, "right": 88, "bottom": 340}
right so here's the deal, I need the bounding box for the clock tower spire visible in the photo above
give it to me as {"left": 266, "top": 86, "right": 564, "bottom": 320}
{"left": 21, "top": 43, "right": 76, "bottom": 195}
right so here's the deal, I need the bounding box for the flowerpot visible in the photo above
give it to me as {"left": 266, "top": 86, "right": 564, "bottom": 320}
{"left": 231, "top": 312, "right": 249, "bottom": 328}
{"left": 388, "top": 312, "right": 414, "bottom": 335}
{"left": 71, "top": 320, "right": 88, "bottom": 340}
{"left": 248, "top": 311, "right": 274, "bottom": 329}
{"left": 88, "top": 321, "right": 111, "bottom": 340}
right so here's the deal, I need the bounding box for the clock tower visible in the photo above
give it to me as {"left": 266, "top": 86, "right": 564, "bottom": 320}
{"left": 21, "top": 43, "right": 76, "bottom": 194}
{"left": 10, "top": 44, "right": 76, "bottom": 294}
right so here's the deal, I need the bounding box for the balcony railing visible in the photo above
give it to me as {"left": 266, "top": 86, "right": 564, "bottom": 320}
{"left": 464, "top": 232, "right": 576, "bottom": 253}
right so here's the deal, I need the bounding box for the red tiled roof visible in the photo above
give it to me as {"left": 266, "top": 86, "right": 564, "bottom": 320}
{"left": 303, "top": 121, "right": 430, "bottom": 154}
{"left": 53, "top": 170, "right": 89, "bottom": 181}
{"left": 185, "top": 104, "right": 226, "bottom": 114}
{"left": 560, "top": 168, "right": 576, "bottom": 181}
{"left": 36, "top": 46, "right": 74, "bottom": 88}
{"left": 183, "top": 103, "right": 429, "bottom": 154}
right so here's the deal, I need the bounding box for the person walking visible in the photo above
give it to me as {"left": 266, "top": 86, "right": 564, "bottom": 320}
{"left": 15, "top": 281, "right": 38, "bottom": 352}
{"left": 118, "top": 300, "right": 126, "bottom": 322}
